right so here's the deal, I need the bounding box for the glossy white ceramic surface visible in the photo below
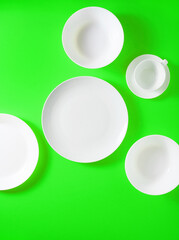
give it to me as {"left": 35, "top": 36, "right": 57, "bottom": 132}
{"left": 0, "top": 114, "right": 39, "bottom": 190}
{"left": 126, "top": 55, "right": 170, "bottom": 99}
{"left": 42, "top": 76, "right": 128, "bottom": 163}
{"left": 125, "top": 135, "right": 179, "bottom": 195}
{"left": 62, "top": 7, "right": 124, "bottom": 68}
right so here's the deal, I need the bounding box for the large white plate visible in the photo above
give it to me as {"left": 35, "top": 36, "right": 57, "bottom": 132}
{"left": 0, "top": 114, "right": 39, "bottom": 190}
{"left": 125, "top": 135, "right": 179, "bottom": 195}
{"left": 42, "top": 76, "right": 128, "bottom": 163}
{"left": 62, "top": 7, "right": 124, "bottom": 68}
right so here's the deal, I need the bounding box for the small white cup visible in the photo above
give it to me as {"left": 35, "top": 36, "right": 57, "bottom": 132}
{"left": 134, "top": 59, "right": 168, "bottom": 91}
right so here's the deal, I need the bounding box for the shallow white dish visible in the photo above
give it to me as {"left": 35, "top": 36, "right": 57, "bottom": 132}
{"left": 125, "top": 135, "right": 179, "bottom": 195}
{"left": 126, "top": 54, "right": 170, "bottom": 99}
{"left": 42, "top": 76, "right": 128, "bottom": 163}
{"left": 62, "top": 7, "right": 124, "bottom": 68}
{"left": 0, "top": 114, "right": 39, "bottom": 190}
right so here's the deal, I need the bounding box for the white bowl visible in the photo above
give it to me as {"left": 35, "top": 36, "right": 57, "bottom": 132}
{"left": 42, "top": 76, "right": 128, "bottom": 163}
{"left": 125, "top": 135, "right": 179, "bottom": 195}
{"left": 126, "top": 55, "right": 170, "bottom": 99}
{"left": 0, "top": 114, "right": 39, "bottom": 190}
{"left": 62, "top": 7, "right": 124, "bottom": 68}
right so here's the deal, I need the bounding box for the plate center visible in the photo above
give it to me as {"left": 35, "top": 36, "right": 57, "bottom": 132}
{"left": 58, "top": 95, "right": 110, "bottom": 143}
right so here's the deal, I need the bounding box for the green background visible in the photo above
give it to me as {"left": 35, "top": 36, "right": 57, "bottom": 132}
{"left": 0, "top": 0, "right": 178, "bottom": 239}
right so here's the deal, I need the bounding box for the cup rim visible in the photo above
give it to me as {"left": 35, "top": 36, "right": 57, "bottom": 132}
{"left": 134, "top": 58, "right": 166, "bottom": 92}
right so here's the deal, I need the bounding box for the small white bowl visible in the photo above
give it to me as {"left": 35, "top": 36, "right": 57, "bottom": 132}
{"left": 126, "top": 55, "right": 170, "bottom": 99}
{"left": 125, "top": 135, "right": 179, "bottom": 195}
{"left": 62, "top": 7, "right": 124, "bottom": 68}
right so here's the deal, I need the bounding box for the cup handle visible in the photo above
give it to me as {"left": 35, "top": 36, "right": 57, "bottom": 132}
{"left": 161, "top": 59, "right": 168, "bottom": 66}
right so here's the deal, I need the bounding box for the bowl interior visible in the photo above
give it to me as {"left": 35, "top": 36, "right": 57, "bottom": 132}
{"left": 76, "top": 22, "right": 108, "bottom": 60}
{"left": 137, "top": 144, "right": 168, "bottom": 180}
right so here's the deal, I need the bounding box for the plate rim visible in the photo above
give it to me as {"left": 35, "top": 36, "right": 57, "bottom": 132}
{"left": 0, "top": 113, "right": 39, "bottom": 190}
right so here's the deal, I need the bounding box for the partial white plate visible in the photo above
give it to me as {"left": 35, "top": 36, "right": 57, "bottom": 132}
{"left": 42, "top": 76, "right": 128, "bottom": 163}
{"left": 125, "top": 135, "right": 179, "bottom": 195}
{"left": 62, "top": 7, "right": 124, "bottom": 68}
{"left": 0, "top": 114, "right": 39, "bottom": 190}
{"left": 126, "top": 54, "right": 170, "bottom": 99}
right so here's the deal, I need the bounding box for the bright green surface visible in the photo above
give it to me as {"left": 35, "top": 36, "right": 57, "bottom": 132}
{"left": 0, "top": 0, "right": 178, "bottom": 239}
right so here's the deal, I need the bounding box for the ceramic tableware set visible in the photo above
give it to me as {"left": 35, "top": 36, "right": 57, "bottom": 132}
{"left": 0, "top": 7, "right": 178, "bottom": 195}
